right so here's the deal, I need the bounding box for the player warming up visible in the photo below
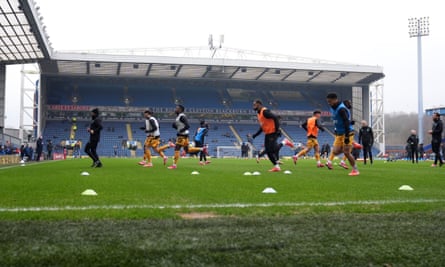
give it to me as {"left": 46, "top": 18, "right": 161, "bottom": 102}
{"left": 325, "top": 93, "right": 359, "bottom": 176}
{"left": 194, "top": 120, "right": 211, "bottom": 165}
{"left": 168, "top": 105, "right": 207, "bottom": 169}
{"left": 85, "top": 108, "right": 103, "bottom": 168}
{"left": 138, "top": 109, "right": 171, "bottom": 167}
{"left": 252, "top": 99, "right": 286, "bottom": 172}
{"left": 293, "top": 110, "right": 325, "bottom": 167}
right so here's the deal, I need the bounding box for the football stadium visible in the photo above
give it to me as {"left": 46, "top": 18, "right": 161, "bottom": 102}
{"left": 1, "top": 1, "right": 445, "bottom": 266}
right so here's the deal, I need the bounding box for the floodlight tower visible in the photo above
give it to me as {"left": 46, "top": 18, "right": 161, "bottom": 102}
{"left": 208, "top": 34, "right": 224, "bottom": 58}
{"left": 408, "top": 17, "right": 429, "bottom": 145}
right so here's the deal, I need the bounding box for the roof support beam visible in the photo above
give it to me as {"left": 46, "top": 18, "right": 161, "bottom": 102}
{"left": 145, "top": 63, "right": 152, "bottom": 76}
{"left": 116, "top": 62, "right": 121, "bottom": 76}
{"left": 281, "top": 69, "right": 296, "bottom": 81}
{"left": 306, "top": 71, "right": 322, "bottom": 82}
{"left": 228, "top": 67, "right": 240, "bottom": 79}
{"left": 331, "top": 72, "right": 348, "bottom": 83}
{"left": 255, "top": 68, "right": 269, "bottom": 80}
{"left": 174, "top": 65, "right": 182, "bottom": 77}
{"left": 202, "top": 66, "right": 211, "bottom": 78}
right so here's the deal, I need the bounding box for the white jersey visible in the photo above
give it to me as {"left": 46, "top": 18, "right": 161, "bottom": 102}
{"left": 175, "top": 113, "right": 189, "bottom": 135}
{"left": 146, "top": 117, "right": 160, "bottom": 137}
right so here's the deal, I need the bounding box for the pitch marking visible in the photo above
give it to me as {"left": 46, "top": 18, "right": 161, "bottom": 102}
{"left": 0, "top": 199, "right": 444, "bottom": 212}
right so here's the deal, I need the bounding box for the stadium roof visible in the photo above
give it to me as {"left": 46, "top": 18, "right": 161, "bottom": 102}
{"left": 39, "top": 49, "right": 384, "bottom": 85}
{"left": 0, "top": 0, "right": 52, "bottom": 63}
{"left": 1, "top": 0, "right": 384, "bottom": 86}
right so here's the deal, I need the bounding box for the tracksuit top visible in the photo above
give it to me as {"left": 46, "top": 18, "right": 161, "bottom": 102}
{"left": 330, "top": 102, "right": 353, "bottom": 135}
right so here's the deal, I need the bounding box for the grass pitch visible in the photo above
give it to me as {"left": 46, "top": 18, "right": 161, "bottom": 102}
{"left": 1, "top": 157, "right": 445, "bottom": 266}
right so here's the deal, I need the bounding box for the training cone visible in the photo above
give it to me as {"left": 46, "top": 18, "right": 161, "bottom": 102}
{"left": 81, "top": 189, "right": 98, "bottom": 196}
{"left": 243, "top": 171, "right": 252, "bottom": 176}
{"left": 262, "top": 187, "right": 277, "bottom": 193}
{"left": 191, "top": 171, "right": 200, "bottom": 175}
{"left": 398, "top": 185, "right": 414, "bottom": 191}
{"left": 252, "top": 171, "right": 261, "bottom": 176}
{"left": 284, "top": 170, "right": 292, "bottom": 174}
{"left": 81, "top": 171, "right": 90, "bottom": 176}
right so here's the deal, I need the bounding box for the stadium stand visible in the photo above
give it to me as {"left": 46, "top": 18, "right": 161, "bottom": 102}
{"left": 13, "top": 86, "right": 378, "bottom": 161}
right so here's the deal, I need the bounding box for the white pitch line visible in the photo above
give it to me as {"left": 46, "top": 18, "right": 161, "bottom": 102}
{"left": 1, "top": 199, "right": 444, "bottom": 213}
{"left": 0, "top": 159, "right": 61, "bottom": 170}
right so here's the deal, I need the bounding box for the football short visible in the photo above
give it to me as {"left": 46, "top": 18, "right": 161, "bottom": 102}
{"left": 145, "top": 136, "right": 160, "bottom": 148}
{"left": 333, "top": 133, "right": 355, "bottom": 147}
{"left": 175, "top": 136, "right": 190, "bottom": 147}
{"left": 306, "top": 137, "right": 319, "bottom": 149}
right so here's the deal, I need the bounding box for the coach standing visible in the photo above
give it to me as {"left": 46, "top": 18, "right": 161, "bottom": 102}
{"left": 85, "top": 108, "right": 103, "bottom": 168}
{"left": 428, "top": 112, "right": 443, "bottom": 167}
{"left": 358, "top": 120, "right": 374, "bottom": 165}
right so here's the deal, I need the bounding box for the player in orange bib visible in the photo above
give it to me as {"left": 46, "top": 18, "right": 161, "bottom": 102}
{"left": 292, "top": 110, "right": 325, "bottom": 167}
{"left": 252, "top": 99, "right": 285, "bottom": 172}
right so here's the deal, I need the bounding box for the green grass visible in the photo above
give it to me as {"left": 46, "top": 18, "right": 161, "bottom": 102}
{"left": 1, "top": 157, "right": 444, "bottom": 219}
{"left": 1, "top": 157, "right": 445, "bottom": 266}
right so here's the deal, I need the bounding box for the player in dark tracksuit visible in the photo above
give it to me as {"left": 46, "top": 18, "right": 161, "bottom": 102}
{"left": 406, "top": 130, "right": 419, "bottom": 164}
{"left": 358, "top": 120, "right": 374, "bottom": 165}
{"left": 428, "top": 112, "right": 444, "bottom": 167}
{"left": 85, "top": 108, "right": 103, "bottom": 167}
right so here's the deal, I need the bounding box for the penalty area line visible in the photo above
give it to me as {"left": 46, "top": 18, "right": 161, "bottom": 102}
{"left": 1, "top": 199, "right": 445, "bottom": 213}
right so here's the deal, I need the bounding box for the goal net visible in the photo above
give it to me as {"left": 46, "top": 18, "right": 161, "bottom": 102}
{"left": 216, "top": 146, "right": 241, "bottom": 158}
{"left": 216, "top": 146, "right": 253, "bottom": 158}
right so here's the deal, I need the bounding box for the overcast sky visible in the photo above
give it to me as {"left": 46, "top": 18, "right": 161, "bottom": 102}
{"left": 5, "top": 0, "right": 445, "bottom": 128}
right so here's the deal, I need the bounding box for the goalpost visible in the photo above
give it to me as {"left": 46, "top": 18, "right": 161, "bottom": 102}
{"left": 217, "top": 146, "right": 240, "bottom": 158}
{"left": 216, "top": 146, "right": 253, "bottom": 158}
